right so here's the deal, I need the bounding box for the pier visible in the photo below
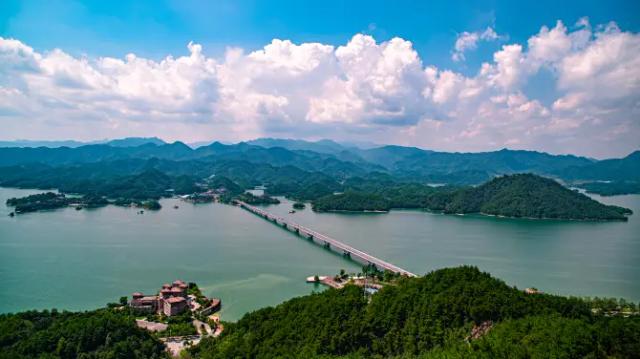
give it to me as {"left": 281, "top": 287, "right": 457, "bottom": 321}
{"left": 237, "top": 201, "right": 417, "bottom": 277}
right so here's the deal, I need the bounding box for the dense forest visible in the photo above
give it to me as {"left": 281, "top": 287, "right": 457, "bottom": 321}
{"left": 6, "top": 192, "right": 72, "bottom": 213}
{"left": 440, "top": 174, "right": 632, "bottom": 220}
{"left": 189, "top": 266, "right": 639, "bottom": 358}
{"left": 235, "top": 192, "right": 281, "bottom": 205}
{"left": 0, "top": 267, "right": 637, "bottom": 358}
{"left": 0, "top": 309, "right": 166, "bottom": 358}
{"left": 1, "top": 140, "right": 638, "bottom": 195}
{"left": 313, "top": 191, "right": 391, "bottom": 212}
{"left": 311, "top": 174, "right": 632, "bottom": 220}
{"left": 6, "top": 192, "right": 111, "bottom": 214}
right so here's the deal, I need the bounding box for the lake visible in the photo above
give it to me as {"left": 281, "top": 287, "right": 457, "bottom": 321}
{"left": 1, "top": 187, "right": 639, "bottom": 320}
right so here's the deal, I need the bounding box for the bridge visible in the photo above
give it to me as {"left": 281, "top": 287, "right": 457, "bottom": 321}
{"left": 237, "top": 201, "right": 417, "bottom": 277}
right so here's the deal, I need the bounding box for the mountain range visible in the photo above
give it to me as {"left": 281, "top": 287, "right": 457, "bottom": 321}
{"left": 1, "top": 138, "right": 637, "bottom": 186}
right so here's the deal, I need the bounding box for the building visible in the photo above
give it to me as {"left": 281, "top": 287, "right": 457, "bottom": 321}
{"left": 130, "top": 292, "right": 160, "bottom": 313}
{"left": 130, "top": 279, "right": 190, "bottom": 316}
{"left": 130, "top": 279, "right": 222, "bottom": 317}
{"left": 164, "top": 296, "right": 188, "bottom": 316}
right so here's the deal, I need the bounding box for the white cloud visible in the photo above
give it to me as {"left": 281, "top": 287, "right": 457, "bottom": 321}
{"left": 452, "top": 27, "right": 501, "bottom": 62}
{"left": 0, "top": 18, "right": 639, "bottom": 158}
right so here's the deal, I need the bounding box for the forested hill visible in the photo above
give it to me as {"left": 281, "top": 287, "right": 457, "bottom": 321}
{"left": 441, "top": 174, "right": 632, "bottom": 220}
{"left": 1, "top": 139, "right": 637, "bottom": 187}
{"left": 312, "top": 174, "right": 632, "bottom": 220}
{"left": 190, "top": 266, "right": 640, "bottom": 358}
{"left": 0, "top": 308, "right": 166, "bottom": 358}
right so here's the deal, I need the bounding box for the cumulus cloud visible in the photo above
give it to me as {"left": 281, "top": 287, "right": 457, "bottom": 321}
{"left": 0, "top": 18, "right": 639, "bottom": 157}
{"left": 452, "top": 27, "right": 501, "bottom": 62}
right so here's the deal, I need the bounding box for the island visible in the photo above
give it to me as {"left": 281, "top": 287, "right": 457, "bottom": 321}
{"left": 5, "top": 192, "right": 110, "bottom": 214}
{"left": 292, "top": 201, "right": 306, "bottom": 210}
{"left": 6, "top": 192, "right": 71, "bottom": 213}
{"left": 311, "top": 174, "right": 632, "bottom": 221}
{"left": 313, "top": 191, "right": 391, "bottom": 212}
{"left": 6, "top": 192, "right": 163, "bottom": 214}
{"left": 235, "top": 192, "right": 281, "bottom": 205}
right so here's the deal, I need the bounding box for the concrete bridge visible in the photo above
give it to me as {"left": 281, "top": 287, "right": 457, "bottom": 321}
{"left": 237, "top": 201, "right": 417, "bottom": 277}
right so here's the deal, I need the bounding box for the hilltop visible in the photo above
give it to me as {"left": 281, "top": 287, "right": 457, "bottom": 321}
{"left": 1, "top": 267, "right": 636, "bottom": 358}
{"left": 189, "top": 266, "right": 639, "bottom": 358}
{"left": 441, "top": 174, "right": 632, "bottom": 220}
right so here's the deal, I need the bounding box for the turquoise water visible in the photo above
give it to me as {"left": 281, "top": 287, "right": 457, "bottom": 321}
{"left": 1, "top": 187, "right": 639, "bottom": 321}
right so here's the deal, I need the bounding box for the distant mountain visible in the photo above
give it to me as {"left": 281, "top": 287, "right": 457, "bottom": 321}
{"left": 558, "top": 150, "right": 640, "bottom": 182}
{"left": 0, "top": 139, "right": 636, "bottom": 188}
{"left": 353, "top": 147, "right": 594, "bottom": 178}
{"left": 442, "top": 173, "right": 631, "bottom": 220}
{"left": 0, "top": 139, "right": 93, "bottom": 148}
{"left": 105, "top": 137, "right": 166, "bottom": 147}
{"left": 0, "top": 137, "right": 166, "bottom": 148}
{"left": 246, "top": 138, "right": 348, "bottom": 154}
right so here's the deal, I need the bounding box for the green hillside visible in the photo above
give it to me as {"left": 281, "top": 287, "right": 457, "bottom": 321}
{"left": 189, "top": 266, "right": 639, "bottom": 358}
{"left": 0, "top": 309, "right": 165, "bottom": 358}
{"left": 442, "top": 174, "right": 632, "bottom": 220}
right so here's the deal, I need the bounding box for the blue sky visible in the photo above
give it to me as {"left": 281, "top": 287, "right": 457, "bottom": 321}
{"left": 3, "top": 0, "right": 639, "bottom": 68}
{"left": 0, "top": 0, "right": 639, "bottom": 157}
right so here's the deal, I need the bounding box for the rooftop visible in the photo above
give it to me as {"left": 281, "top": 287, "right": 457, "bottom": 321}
{"left": 166, "top": 297, "right": 186, "bottom": 304}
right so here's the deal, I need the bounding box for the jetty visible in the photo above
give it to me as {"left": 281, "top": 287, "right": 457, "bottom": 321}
{"left": 237, "top": 201, "right": 417, "bottom": 277}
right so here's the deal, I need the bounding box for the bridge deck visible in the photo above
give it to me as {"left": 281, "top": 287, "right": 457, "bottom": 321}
{"left": 237, "top": 201, "right": 416, "bottom": 277}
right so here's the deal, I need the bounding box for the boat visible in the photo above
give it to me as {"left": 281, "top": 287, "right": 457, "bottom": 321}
{"left": 289, "top": 210, "right": 296, "bottom": 214}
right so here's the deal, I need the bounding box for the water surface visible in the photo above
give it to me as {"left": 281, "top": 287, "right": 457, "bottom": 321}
{"left": 1, "top": 187, "right": 639, "bottom": 321}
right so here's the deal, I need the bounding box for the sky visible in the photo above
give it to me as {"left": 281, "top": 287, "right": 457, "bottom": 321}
{"left": 1, "top": 0, "right": 639, "bottom": 158}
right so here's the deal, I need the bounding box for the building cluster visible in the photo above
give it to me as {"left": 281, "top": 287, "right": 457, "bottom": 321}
{"left": 129, "top": 280, "right": 194, "bottom": 316}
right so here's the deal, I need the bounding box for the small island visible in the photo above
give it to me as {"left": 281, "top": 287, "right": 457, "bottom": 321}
{"left": 6, "top": 192, "right": 164, "bottom": 214}
{"left": 236, "top": 192, "right": 281, "bottom": 205}
{"left": 313, "top": 191, "right": 391, "bottom": 212}
{"left": 6, "top": 192, "right": 109, "bottom": 214}
{"left": 292, "top": 202, "right": 306, "bottom": 210}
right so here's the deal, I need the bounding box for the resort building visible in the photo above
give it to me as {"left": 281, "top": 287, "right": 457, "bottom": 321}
{"left": 163, "top": 296, "right": 188, "bottom": 316}
{"left": 130, "top": 279, "right": 192, "bottom": 316}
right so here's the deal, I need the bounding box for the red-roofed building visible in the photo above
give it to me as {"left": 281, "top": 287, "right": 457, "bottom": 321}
{"left": 163, "top": 296, "right": 188, "bottom": 316}
{"left": 130, "top": 279, "right": 208, "bottom": 317}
